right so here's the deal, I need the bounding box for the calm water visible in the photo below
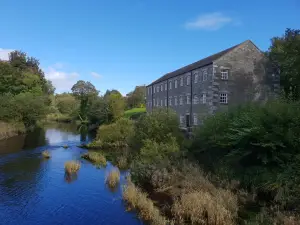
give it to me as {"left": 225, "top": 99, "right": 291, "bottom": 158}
{"left": 0, "top": 123, "right": 142, "bottom": 225}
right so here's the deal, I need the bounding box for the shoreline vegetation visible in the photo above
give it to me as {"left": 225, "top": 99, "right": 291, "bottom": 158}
{"left": 0, "top": 121, "right": 26, "bottom": 141}
{"left": 84, "top": 99, "right": 300, "bottom": 225}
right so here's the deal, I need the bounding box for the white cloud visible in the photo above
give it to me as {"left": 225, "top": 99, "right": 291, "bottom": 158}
{"left": 0, "top": 48, "right": 14, "bottom": 61}
{"left": 185, "top": 12, "right": 235, "bottom": 31}
{"left": 45, "top": 66, "right": 79, "bottom": 93}
{"left": 91, "top": 71, "right": 102, "bottom": 78}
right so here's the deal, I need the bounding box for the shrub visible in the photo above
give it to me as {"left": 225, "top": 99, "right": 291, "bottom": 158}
{"left": 92, "top": 118, "right": 134, "bottom": 149}
{"left": 81, "top": 151, "right": 107, "bottom": 166}
{"left": 106, "top": 169, "right": 120, "bottom": 188}
{"left": 132, "top": 108, "right": 183, "bottom": 150}
{"left": 42, "top": 150, "right": 51, "bottom": 158}
{"left": 64, "top": 161, "right": 81, "bottom": 174}
{"left": 139, "top": 136, "right": 180, "bottom": 164}
{"left": 123, "top": 181, "right": 170, "bottom": 224}
{"left": 190, "top": 100, "right": 300, "bottom": 208}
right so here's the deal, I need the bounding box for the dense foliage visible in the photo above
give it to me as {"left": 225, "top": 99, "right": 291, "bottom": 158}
{"left": 266, "top": 28, "right": 300, "bottom": 100}
{"left": 190, "top": 100, "right": 300, "bottom": 209}
{"left": 0, "top": 51, "right": 53, "bottom": 129}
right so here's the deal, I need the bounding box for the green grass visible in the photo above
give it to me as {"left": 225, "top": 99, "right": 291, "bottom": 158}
{"left": 124, "top": 108, "right": 146, "bottom": 119}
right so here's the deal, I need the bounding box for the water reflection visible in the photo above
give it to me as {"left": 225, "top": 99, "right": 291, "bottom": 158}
{"left": 0, "top": 123, "right": 142, "bottom": 225}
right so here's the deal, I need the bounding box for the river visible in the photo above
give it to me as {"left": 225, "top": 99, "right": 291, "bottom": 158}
{"left": 0, "top": 123, "right": 143, "bottom": 225}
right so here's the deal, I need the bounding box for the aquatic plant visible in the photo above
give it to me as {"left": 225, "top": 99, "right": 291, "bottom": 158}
{"left": 42, "top": 150, "right": 51, "bottom": 159}
{"left": 64, "top": 160, "right": 81, "bottom": 174}
{"left": 106, "top": 169, "right": 120, "bottom": 188}
{"left": 81, "top": 151, "right": 107, "bottom": 167}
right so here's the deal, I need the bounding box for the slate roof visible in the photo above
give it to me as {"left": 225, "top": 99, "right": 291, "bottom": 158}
{"left": 149, "top": 41, "right": 247, "bottom": 86}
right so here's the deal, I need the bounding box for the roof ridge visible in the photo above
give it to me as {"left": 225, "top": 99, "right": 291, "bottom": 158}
{"left": 149, "top": 40, "right": 247, "bottom": 85}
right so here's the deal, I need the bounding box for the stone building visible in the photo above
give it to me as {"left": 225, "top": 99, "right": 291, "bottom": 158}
{"left": 146, "top": 40, "right": 279, "bottom": 128}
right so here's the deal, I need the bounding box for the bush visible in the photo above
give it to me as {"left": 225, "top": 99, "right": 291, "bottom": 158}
{"left": 139, "top": 136, "right": 180, "bottom": 163}
{"left": 81, "top": 151, "right": 107, "bottom": 167}
{"left": 64, "top": 161, "right": 81, "bottom": 174}
{"left": 132, "top": 108, "right": 183, "bottom": 150}
{"left": 106, "top": 169, "right": 120, "bottom": 188}
{"left": 92, "top": 118, "right": 134, "bottom": 149}
{"left": 117, "top": 155, "right": 129, "bottom": 170}
{"left": 190, "top": 100, "right": 300, "bottom": 208}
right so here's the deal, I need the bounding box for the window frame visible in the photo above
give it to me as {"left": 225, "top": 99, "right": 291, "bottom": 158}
{"left": 187, "top": 75, "right": 191, "bottom": 86}
{"left": 179, "top": 95, "right": 183, "bottom": 105}
{"left": 186, "top": 94, "right": 191, "bottom": 104}
{"left": 220, "top": 93, "right": 228, "bottom": 104}
{"left": 203, "top": 68, "right": 208, "bottom": 81}
{"left": 174, "top": 96, "right": 178, "bottom": 105}
{"left": 193, "top": 113, "right": 198, "bottom": 125}
{"left": 221, "top": 69, "right": 229, "bottom": 80}
{"left": 194, "top": 72, "right": 198, "bottom": 83}
{"left": 175, "top": 79, "right": 178, "bottom": 88}
{"left": 201, "top": 93, "right": 207, "bottom": 104}
{"left": 180, "top": 77, "right": 183, "bottom": 86}
{"left": 169, "top": 80, "right": 172, "bottom": 90}
{"left": 193, "top": 94, "right": 198, "bottom": 104}
{"left": 169, "top": 96, "right": 172, "bottom": 106}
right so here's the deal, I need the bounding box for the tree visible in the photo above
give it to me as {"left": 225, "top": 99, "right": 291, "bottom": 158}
{"left": 71, "top": 80, "right": 99, "bottom": 121}
{"left": 55, "top": 93, "right": 79, "bottom": 115}
{"left": 107, "top": 93, "right": 125, "bottom": 121}
{"left": 266, "top": 28, "right": 300, "bottom": 100}
{"left": 126, "top": 85, "right": 146, "bottom": 109}
{"left": 104, "top": 89, "right": 122, "bottom": 99}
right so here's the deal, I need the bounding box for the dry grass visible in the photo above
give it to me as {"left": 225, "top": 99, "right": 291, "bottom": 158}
{"left": 42, "top": 150, "right": 51, "bottom": 159}
{"left": 81, "top": 151, "right": 107, "bottom": 167}
{"left": 136, "top": 161, "right": 238, "bottom": 225}
{"left": 123, "top": 181, "right": 171, "bottom": 225}
{"left": 106, "top": 169, "right": 120, "bottom": 188}
{"left": 64, "top": 161, "right": 81, "bottom": 174}
{"left": 172, "top": 190, "right": 237, "bottom": 225}
{"left": 117, "top": 155, "right": 128, "bottom": 170}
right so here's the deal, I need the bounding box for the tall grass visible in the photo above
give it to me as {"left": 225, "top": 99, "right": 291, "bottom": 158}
{"left": 64, "top": 161, "right": 81, "bottom": 174}
{"left": 123, "top": 181, "right": 171, "bottom": 225}
{"left": 81, "top": 151, "right": 107, "bottom": 167}
{"left": 106, "top": 169, "right": 120, "bottom": 188}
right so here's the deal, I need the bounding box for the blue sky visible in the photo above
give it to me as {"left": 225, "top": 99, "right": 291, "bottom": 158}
{"left": 0, "top": 0, "right": 299, "bottom": 95}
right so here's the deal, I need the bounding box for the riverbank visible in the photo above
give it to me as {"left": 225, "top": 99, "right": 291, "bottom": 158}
{"left": 85, "top": 101, "right": 300, "bottom": 225}
{"left": 0, "top": 121, "right": 26, "bottom": 141}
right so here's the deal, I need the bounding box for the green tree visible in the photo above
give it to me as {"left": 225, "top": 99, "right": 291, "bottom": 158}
{"left": 71, "top": 80, "right": 99, "bottom": 122}
{"left": 107, "top": 92, "right": 125, "bottom": 121}
{"left": 126, "top": 85, "right": 146, "bottom": 109}
{"left": 267, "top": 28, "right": 300, "bottom": 100}
{"left": 55, "top": 93, "right": 79, "bottom": 115}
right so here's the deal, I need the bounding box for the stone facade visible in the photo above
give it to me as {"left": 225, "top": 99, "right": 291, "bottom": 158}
{"left": 146, "top": 40, "right": 278, "bottom": 128}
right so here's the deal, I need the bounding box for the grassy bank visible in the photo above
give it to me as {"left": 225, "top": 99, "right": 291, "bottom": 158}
{"left": 46, "top": 113, "right": 73, "bottom": 123}
{"left": 0, "top": 121, "right": 26, "bottom": 141}
{"left": 124, "top": 107, "right": 146, "bottom": 120}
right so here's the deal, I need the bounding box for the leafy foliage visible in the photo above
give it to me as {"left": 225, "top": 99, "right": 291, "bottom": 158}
{"left": 190, "top": 100, "right": 300, "bottom": 208}
{"left": 125, "top": 85, "right": 146, "bottom": 109}
{"left": 132, "top": 108, "right": 183, "bottom": 150}
{"left": 266, "top": 28, "right": 300, "bottom": 100}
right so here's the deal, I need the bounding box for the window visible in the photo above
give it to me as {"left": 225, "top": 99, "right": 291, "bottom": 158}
{"left": 165, "top": 82, "right": 167, "bottom": 91}
{"left": 147, "top": 87, "right": 149, "bottom": 95}
{"left": 220, "top": 93, "right": 228, "bottom": 104}
{"left": 153, "top": 99, "right": 156, "bottom": 106}
{"left": 186, "top": 94, "right": 191, "bottom": 104}
{"left": 160, "top": 99, "right": 163, "bottom": 106}
{"left": 153, "top": 86, "right": 155, "bottom": 93}
{"left": 193, "top": 95, "right": 199, "bottom": 104}
{"left": 169, "top": 96, "right": 172, "bottom": 106}
{"left": 156, "top": 86, "right": 159, "bottom": 92}
{"left": 150, "top": 101, "right": 152, "bottom": 107}
{"left": 194, "top": 72, "right": 198, "bottom": 83}
{"left": 179, "top": 96, "right": 183, "bottom": 105}
{"left": 193, "top": 113, "right": 198, "bottom": 125}
{"left": 169, "top": 80, "right": 172, "bottom": 90}
{"left": 180, "top": 77, "right": 183, "bottom": 86}
{"left": 221, "top": 69, "right": 229, "bottom": 80}
{"left": 161, "top": 84, "right": 163, "bottom": 91}
{"left": 174, "top": 96, "right": 178, "bottom": 105}
{"left": 175, "top": 79, "right": 178, "bottom": 88}
{"left": 187, "top": 75, "right": 191, "bottom": 85}
{"left": 180, "top": 115, "right": 184, "bottom": 124}
{"left": 164, "top": 98, "right": 167, "bottom": 106}
{"left": 203, "top": 69, "right": 208, "bottom": 81}
{"left": 201, "top": 93, "right": 207, "bottom": 104}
